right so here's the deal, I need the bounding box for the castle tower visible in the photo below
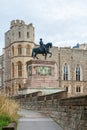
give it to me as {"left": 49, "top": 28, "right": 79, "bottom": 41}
{"left": 4, "top": 20, "right": 35, "bottom": 96}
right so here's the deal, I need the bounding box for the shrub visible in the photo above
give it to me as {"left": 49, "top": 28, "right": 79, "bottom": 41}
{"left": 0, "top": 95, "right": 20, "bottom": 129}
{"left": 0, "top": 114, "right": 11, "bottom": 130}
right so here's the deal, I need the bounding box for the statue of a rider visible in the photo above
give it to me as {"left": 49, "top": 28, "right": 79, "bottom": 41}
{"left": 39, "top": 38, "right": 47, "bottom": 54}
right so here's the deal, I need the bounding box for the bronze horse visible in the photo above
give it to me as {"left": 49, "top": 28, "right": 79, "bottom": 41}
{"left": 32, "top": 42, "right": 52, "bottom": 59}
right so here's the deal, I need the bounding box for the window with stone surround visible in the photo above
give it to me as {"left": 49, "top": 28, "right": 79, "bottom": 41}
{"left": 12, "top": 63, "right": 14, "bottom": 77}
{"left": 76, "top": 64, "right": 80, "bottom": 81}
{"left": 19, "top": 31, "right": 21, "bottom": 38}
{"left": 18, "top": 61, "right": 22, "bottom": 77}
{"left": 66, "top": 86, "right": 68, "bottom": 92}
{"left": 76, "top": 86, "right": 81, "bottom": 92}
{"left": 12, "top": 46, "right": 14, "bottom": 57}
{"left": 19, "top": 84, "right": 21, "bottom": 89}
{"left": 64, "top": 85, "right": 70, "bottom": 93}
{"left": 18, "top": 45, "right": 22, "bottom": 55}
{"left": 26, "top": 44, "right": 30, "bottom": 55}
{"left": 27, "top": 32, "right": 29, "bottom": 38}
{"left": 63, "top": 63, "right": 68, "bottom": 80}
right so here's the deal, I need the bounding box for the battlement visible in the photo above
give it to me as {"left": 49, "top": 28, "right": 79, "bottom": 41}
{"left": 28, "top": 23, "right": 33, "bottom": 26}
{"left": 10, "top": 19, "right": 25, "bottom": 28}
{"left": 5, "top": 20, "right": 35, "bottom": 47}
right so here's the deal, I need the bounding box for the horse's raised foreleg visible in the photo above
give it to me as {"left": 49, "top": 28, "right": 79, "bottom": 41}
{"left": 49, "top": 52, "right": 52, "bottom": 57}
{"left": 32, "top": 51, "right": 38, "bottom": 59}
{"left": 36, "top": 56, "right": 39, "bottom": 59}
{"left": 35, "top": 54, "right": 39, "bottom": 59}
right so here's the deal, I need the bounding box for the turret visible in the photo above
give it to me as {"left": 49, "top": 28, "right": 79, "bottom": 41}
{"left": 10, "top": 20, "right": 25, "bottom": 29}
{"left": 5, "top": 20, "right": 35, "bottom": 48}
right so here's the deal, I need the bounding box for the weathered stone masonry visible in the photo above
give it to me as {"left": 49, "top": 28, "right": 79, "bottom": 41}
{"left": 14, "top": 92, "right": 87, "bottom": 130}
{"left": 0, "top": 20, "right": 87, "bottom": 97}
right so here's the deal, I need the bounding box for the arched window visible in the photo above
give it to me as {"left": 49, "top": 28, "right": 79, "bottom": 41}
{"left": 12, "top": 63, "right": 14, "bottom": 77}
{"left": 76, "top": 65, "right": 80, "bottom": 81}
{"left": 26, "top": 45, "right": 30, "bottom": 55}
{"left": 18, "top": 45, "right": 22, "bottom": 55}
{"left": 12, "top": 46, "right": 14, "bottom": 57}
{"left": 63, "top": 63, "right": 68, "bottom": 80}
{"left": 18, "top": 61, "right": 22, "bottom": 77}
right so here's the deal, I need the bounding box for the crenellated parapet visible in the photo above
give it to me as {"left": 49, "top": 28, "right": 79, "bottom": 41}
{"left": 10, "top": 20, "right": 25, "bottom": 28}
{"left": 10, "top": 20, "right": 33, "bottom": 29}
{"left": 5, "top": 19, "right": 35, "bottom": 48}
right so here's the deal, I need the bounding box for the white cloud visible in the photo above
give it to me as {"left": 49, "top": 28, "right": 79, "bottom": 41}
{"left": 28, "top": 0, "right": 87, "bottom": 21}
{"left": 0, "top": 0, "right": 87, "bottom": 55}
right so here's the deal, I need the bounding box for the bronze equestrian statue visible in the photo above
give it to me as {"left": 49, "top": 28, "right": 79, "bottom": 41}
{"left": 32, "top": 38, "right": 52, "bottom": 59}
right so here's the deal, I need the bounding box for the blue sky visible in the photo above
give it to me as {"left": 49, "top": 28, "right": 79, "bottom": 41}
{"left": 0, "top": 0, "right": 87, "bottom": 54}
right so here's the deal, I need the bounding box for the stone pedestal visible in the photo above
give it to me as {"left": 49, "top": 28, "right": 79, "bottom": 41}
{"left": 26, "top": 60, "right": 59, "bottom": 88}
{"left": 19, "top": 60, "right": 62, "bottom": 95}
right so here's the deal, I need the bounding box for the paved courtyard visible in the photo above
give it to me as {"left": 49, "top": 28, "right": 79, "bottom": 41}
{"left": 18, "top": 109, "right": 63, "bottom": 130}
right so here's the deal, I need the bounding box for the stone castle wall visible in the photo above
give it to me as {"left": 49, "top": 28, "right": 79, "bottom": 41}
{"left": 3, "top": 20, "right": 35, "bottom": 96}
{"left": 15, "top": 92, "right": 87, "bottom": 130}
{"left": 0, "top": 20, "right": 87, "bottom": 97}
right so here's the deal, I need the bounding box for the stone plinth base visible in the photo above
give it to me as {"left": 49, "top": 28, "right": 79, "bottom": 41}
{"left": 25, "top": 59, "right": 59, "bottom": 89}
